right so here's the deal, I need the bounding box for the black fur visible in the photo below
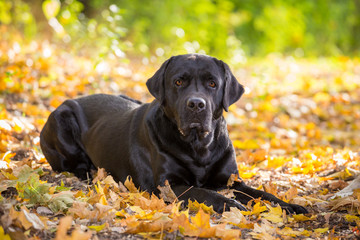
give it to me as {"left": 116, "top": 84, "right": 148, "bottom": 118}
{"left": 40, "top": 54, "right": 307, "bottom": 214}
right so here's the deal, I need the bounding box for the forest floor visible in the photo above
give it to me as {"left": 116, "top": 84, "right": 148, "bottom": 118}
{"left": 1, "top": 39, "right": 360, "bottom": 239}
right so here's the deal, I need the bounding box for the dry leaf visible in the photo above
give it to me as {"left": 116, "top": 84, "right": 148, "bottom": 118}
{"left": 158, "top": 180, "right": 177, "bottom": 203}
{"left": 124, "top": 177, "right": 138, "bottom": 193}
{"left": 92, "top": 168, "right": 108, "bottom": 184}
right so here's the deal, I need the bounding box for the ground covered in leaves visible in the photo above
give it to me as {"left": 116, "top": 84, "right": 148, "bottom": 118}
{"left": 1, "top": 38, "right": 360, "bottom": 239}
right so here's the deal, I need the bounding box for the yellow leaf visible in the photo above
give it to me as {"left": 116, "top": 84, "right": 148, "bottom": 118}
{"left": 1, "top": 170, "right": 17, "bottom": 180}
{"left": 188, "top": 200, "right": 214, "bottom": 214}
{"left": 13, "top": 124, "right": 22, "bottom": 133}
{"left": 172, "top": 212, "right": 191, "bottom": 232}
{"left": 245, "top": 201, "right": 267, "bottom": 216}
{"left": 267, "top": 156, "right": 289, "bottom": 169}
{"left": 94, "top": 181, "right": 108, "bottom": 205}
{"left": 2, "top": 151, "right": 16, "bottom": 163}
{"left": 284, "top": 186, "right": 298, "bottom": 202}
{"left": 313, "top": 92, "right": 331, "bottom": 103}
{"left": 277, "top": 227, "right": 303, "bottom": 237}
{"left": 345, "top": 214, "right": 360, "bottom": 222}
{"left": 233, "top": 139, "right": 260, "bottom": 150}
{"left": 88, "top": 223, "right": 106, "bottom": 232}
{"left": 115, "top": 209, "right": 127, "bottom": 218}
{"left": 191, "top": 208, "right": 210, "bottom": 229}
{"left": 239, "top": 171, "right": 257, "bottom": 179}
{"left": 173, "top": 210, "right": 216, "bottom": 238}
{"left": 124, "top": 177, "right": 138, "bottom": 193}
{"left": 0, "top": 226, "right": 11, "bottom": 240}
{"left": 292, "top": 214, "right": 316, "bottom": 221}
{"left": 261, "top": 204, "right": 283, "bottom": 223}
{"left": 314, "top": 227, "right": 329, "bottom": 234}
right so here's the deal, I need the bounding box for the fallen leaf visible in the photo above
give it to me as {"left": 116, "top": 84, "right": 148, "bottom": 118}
{"left": 124, "top": 177, "right": 138, "bottom": 193}
{"left": 0, "top": 226, "right": 11, "bottom": 240}
{"left": 158, "top": 180, "right": 177, "bottom": 203}
{"left": 221, "top": 207, "right": 248, "bottom": 225}
{"left": 261, "top": 204, "right": 283, "bottom": 224}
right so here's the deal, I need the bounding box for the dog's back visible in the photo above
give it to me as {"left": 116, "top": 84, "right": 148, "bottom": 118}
{"left": 40, "top": 94, "right": 141, "bottom": 179}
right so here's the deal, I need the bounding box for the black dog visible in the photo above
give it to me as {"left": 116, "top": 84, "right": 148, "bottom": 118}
{"left": 40, "top": 54, "right": 307, "bottom": 214}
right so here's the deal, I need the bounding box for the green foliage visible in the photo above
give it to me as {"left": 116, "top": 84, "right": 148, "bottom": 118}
{"left": 0, "top": 165, "right": 74, "bottom": 212}
{"left": 17, "top": 173, "right": 52, "bottom": 205}
{"left": 48, "top": 192, "right": 74, "bottom": 212}
{"left": 1, "top": 0, "right": 360, "bottom": 58}
{"left": 0, "top": 0, "right": 37, "bottom": 38}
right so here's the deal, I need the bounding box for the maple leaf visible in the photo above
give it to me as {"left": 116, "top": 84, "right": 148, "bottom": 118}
{"left": 94, "top": 181, "right": 108, "bottom": 205}
{"left": 92, "top": 167, "right": 108, "bottom": 184}
{"left": 221, "top": 207, "right": 248, "bottom": 225}
{"left": 261, "top": 204, "right": 284, "bottom": 224}
{"left": 158, "top": 180, "right": 177, "bottom": 203}
{"left": 243, "top": 201, "right": 267, "bottom": 216}
{"left": 10, "top": 206, "right": 45, "bottom": 230}
{"left": 2, "top": 36, "right": 360, "bottom": 239}
{"left": 133, "top": 194, "right": 169, "bottom": 211}
{"left": 16, "top": 172, "right": 52, "bottom": 205}
{"left": 250, "top": 219, "right": 277, "bottom": 240}
{"left": 187, "top": 199, "right": 215, "bottom": 214}
{"left": 284, "top": 186, "right": 298, "bottom": 202}
{"left": 124, "top": 176, "right": 139, "bottom": 193}
{"left": 215, "top": 224, "right": 241, "bottom": 239}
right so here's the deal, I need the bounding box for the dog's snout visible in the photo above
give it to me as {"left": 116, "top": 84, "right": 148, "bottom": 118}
{"left": 187, "top": 97, "right": 206, "bottom": 112}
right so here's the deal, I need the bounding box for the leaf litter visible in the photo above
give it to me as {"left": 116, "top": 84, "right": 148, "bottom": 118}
{"left": 1, "top": 39, "right": 360, "bottom": 239}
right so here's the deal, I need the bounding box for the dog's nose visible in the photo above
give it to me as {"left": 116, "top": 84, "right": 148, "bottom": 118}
{"left": 187, "top": 97, "right": 206, "bottom": 112}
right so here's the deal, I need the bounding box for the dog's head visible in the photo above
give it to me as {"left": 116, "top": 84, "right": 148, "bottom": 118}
{"left": 146, "top": 54, "right": 244, "bottom": 145}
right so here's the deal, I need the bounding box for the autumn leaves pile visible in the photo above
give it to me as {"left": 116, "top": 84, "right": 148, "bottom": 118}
{"left": 1, "top": 39, "right": 360, "bottom": 239}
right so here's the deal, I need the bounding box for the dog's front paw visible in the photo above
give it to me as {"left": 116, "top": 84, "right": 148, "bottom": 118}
{"left": 221, "top": 199, "right": 248, "bottom": 213}
{"left": 211, "top": 198, "right": 247, "bottom": 213}
{"left": 281, "top": 203, "right": 308, "bottom": 214}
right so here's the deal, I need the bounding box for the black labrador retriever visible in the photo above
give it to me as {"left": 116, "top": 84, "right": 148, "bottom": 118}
{"left": 40, "top": 54, "right": 307, "bottom": 214}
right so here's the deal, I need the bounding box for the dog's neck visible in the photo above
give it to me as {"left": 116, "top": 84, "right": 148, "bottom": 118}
{"left": 149, "top": 104, "right": 226, "bottom": 165}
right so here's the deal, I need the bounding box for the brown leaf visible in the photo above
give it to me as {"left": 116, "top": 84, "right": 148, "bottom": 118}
{"left": 92, "top": 168, "right": 107, "bottom": 184}
{"left": 54, "top": 216, "right": 72, "bottom": 240}
{"left": 55, "top": 216, "right": 92, "bottom": 240}
{"left": 215, "top": 224, "right": 241, "bottom": 240}
{"left": 264, "top": 182, "right": 278, "bottom": 197}
{"left": 118, "top": 181, "right": 129, "bottom": 193}
{"left": 157, "top": 180, "right": 177, "bottom": 203}
{"left": 328, "top": 196, "right": 360, "bottom": 211}
{"left": 124, "top": 176, "right": 138, "bottom": 193}
{"left": 284, "top": 186, "right": 298, "bottom": 202}
{"left": 134, "top": 194, "right": 169, "bottom": 211}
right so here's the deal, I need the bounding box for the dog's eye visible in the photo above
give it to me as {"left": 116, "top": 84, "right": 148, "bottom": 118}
{"left": 175, "top": 79, "right": 183, "bottom": 86}
{"left": 209, "top": 81, "right": 216, "bottom": 88}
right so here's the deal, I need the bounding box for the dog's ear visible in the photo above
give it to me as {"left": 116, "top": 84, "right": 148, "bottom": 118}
{"left": 146, "top": 57, "right": 173, "bottom": 103}
{"left": 219, "top": 60, "right": 245, "bottom": 112}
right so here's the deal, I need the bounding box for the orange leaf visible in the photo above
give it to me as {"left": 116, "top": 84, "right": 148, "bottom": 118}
{"left": 124, "top": 176, "right": 139, "bottom": 193}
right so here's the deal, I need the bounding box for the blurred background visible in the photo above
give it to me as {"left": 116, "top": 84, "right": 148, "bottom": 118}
{"left": 2, "top": 0, "right": 360, "bottom": 65}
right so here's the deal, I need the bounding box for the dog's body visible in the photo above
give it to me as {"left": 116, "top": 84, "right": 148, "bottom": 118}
{"left": 40, "top": 54, "right": 307, "bottom": 214}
